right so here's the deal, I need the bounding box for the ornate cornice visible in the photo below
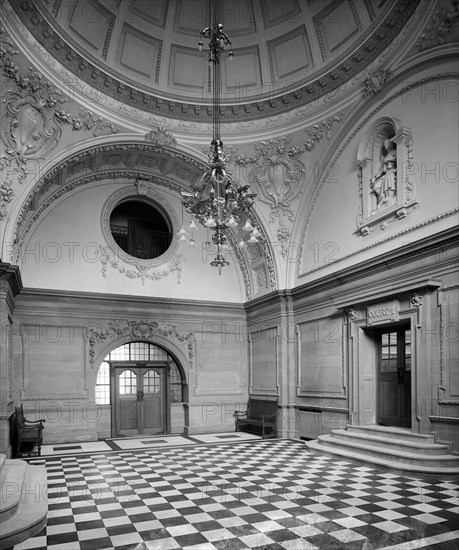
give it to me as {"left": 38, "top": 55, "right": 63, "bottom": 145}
{"left": 6, "top": 0, "right": 420, "bottom": 124}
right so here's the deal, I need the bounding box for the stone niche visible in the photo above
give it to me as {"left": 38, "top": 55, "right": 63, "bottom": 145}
{"left": 356, "top": 117, "right": 417, "bottom": 235}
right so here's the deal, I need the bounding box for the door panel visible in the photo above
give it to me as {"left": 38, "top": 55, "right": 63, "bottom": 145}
{"left": 116, "top": 369, "right": 139, "bottom": 436}
{"left": 142, "top": 369, "right": 164, "bottom": 434}
{"left": 378, "top": 328, "right": 411, "bottom": 428}
{"left": 113, "top": 363, "right": 165, "bottom": 436}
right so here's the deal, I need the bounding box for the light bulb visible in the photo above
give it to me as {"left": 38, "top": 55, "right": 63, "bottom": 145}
{"left": 242, "top": 220, "right": 253, "bottom": 232}
{"left": 189, "top": 237, "right": 196, "bottom": 247}
{"left": 188, "top": 219, "right": 198, "bottom": 230}
{"left": 178, "top": 234, "right": 188, "bottom": 242}
{"left": 204, "top": 216, "right": 216, "bottom": 228}
{"left": 248, "top": 235, "right": 259, "bottom": 243}
{"left": 251, "top": 227, "right": 260, "bottom": 238}
{"left": 239, "top": 239, "right": 247, "bottom": 248}
{"left": 177, "top": 226, "right": 187, "bottom": 236}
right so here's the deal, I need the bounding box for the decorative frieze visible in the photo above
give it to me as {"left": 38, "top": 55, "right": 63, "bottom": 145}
{"left": 86, "top": 320, "right": 194, "bottom": 369}
{"left": 99, "top": 248, "right": 185, "bottom": 286}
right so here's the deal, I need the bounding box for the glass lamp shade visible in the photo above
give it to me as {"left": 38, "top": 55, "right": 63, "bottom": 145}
{"left": 227, "top": 216, "right": 237, "bottom": 228}
{"left": 242, "top": 220, "right": 254, "bottom": 232}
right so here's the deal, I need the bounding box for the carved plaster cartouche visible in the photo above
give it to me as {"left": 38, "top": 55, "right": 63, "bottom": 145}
{"left": 86, "top": 320, "right": 194, "bottom": 368}
{"left": 0, "top": 28, "right": 118, "bottom": 219}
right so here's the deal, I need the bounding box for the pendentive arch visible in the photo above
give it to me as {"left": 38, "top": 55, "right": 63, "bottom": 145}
{"left": 9, "top": 138, "right": 278, "bottom": 300}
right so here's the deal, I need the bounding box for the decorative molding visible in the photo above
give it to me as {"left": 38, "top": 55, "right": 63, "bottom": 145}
{"left": 356, "top": 121, "right": 417, "bottom": 236}
{"left": 362, "top": 69, "right": 391, "bottom": 97}
{"left": 145, "top": 127, "right": 177, "bottom": 146}
{"left": 235, "top": 137, "right": 306, "bottom": 222}
{"left": 304, "top": 207, "right": 458, "bottom": 277}
{"left": 347, "top": 308, "right": 359, "bottom": 321}
{"left": 100, "top": 185, "right": 181, "bottom": 272}
{"left": 303, "top": 112, "right": 345, "bottom": 152}
{"left": 437, "top": 284, "right": 459, "bottom": 405}
{"left": 225, "top": 231, "right": 253, "bottom": 300}
{"left": 417, "top": 0, "right": 459, "bottom": 51}
{"left": 86, "top": 320, "right": 194, "bottom": 369}
{"left": 298, "top": 72, "right": 459, "bottom": 277}
{"left": 20, "top": 321, "right": 89, "bottom": 400}
{"left": 0, "top": 26, "right": 119, "bottom": 219}
{"left": 100, "top": 248, "right": 185, "bottom": 285}
{"left": 248, "top": 325, "right": 280, "bottom": 396}
{"left": 296, "top": 316, "right": 346, "bottom": 399}
{"left": 410, "top": 291, "right": 423, "bottom": 308}
{"left": 12, "top": 143, "right": 207, "bottom": 259}
{"left": 6, "top": 0, "right": 420, "bottom": 123}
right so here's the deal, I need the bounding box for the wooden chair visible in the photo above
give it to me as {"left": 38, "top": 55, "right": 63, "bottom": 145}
{"left": 10, "top": 405, "right": 46, "bottom": 458}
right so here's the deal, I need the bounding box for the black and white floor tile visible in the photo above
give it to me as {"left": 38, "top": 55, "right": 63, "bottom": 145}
{"left": 16, "top": 438, "right": 459, "bottom": 550}
{"left": 40, "top": 432, "right": 259, "bottom": 457}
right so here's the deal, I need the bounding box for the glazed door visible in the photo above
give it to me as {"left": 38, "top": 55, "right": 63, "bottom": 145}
{"left": 141, "top": 367, "right": 164, "bottom": 434}
{"left": 378, "top": 328, "right": 411, "bottom": 427}
{"left": 113, "top": 363, "right": 166, "bottom": 436}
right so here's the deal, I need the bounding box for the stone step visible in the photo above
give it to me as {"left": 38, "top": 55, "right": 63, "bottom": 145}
{"left": 346, "top": 424, "right": 435, "bottom": 442}
{"left": 0, "top": 459, "right": 27, "bottom": 522}
{"left": 0, "top": 462, "right": 48, "bottom": 549}
{"left": 307, "top": 434, "right": 459, "bottom": 474}
{"left": 306, "top": 437, "right": 459, "bottom": 476}
{"left": 316, "top": 434, "right": 458, "bottom": 465}
{"left": 331, "top": 429, "right": 450, "bottom": 455}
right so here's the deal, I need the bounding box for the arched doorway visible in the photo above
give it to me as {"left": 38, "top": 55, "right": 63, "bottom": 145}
{"left": 95, "top": 341, "right": 186, "bottom": 437}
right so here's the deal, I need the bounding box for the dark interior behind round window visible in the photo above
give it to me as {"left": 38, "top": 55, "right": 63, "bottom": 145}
{"left": 110, "top": 200, "right": 172, "bottom": 259}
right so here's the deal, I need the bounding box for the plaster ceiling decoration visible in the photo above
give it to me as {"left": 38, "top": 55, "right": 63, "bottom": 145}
{"left": 9, "top": 0, "right": 420, "bottom": 123}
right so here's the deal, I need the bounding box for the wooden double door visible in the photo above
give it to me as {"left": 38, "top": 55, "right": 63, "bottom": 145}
{"left": 112, "top": 362, "right": 166, "bottom": 436}
{"left": 377, "top": 327, "right": 412, "bottom": 428}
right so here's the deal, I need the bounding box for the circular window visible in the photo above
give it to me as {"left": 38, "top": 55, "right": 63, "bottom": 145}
{"left": 109, "top": 199, "right": 172, "bottom": 260}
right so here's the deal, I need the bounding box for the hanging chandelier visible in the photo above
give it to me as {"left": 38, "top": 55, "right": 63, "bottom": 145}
{"left": 180, "top": 2, "right": 257, "bottom": 274}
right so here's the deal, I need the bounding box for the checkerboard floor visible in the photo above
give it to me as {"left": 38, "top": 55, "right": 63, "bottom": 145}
{"left": 16, "top": 439, "right": 459, "bottom": 549}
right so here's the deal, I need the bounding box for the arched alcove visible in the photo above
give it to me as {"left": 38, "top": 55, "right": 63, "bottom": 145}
{"left": 93, "top": 340, "right": 189, "bottom": 438}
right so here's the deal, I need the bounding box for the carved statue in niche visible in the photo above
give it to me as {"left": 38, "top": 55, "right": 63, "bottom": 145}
{"left": 356, "top": 118, "right": 416, "bottom": 236}
{"left": 370, "top": 139, "right": 397, "bottom": 213}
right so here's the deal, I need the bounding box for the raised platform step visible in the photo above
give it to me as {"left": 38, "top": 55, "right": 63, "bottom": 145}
{"left": 0, "top": 460, "right": 48, "bottom": 549}
{"left": 0, "top": 459, "right": 28, "bottom": 522}
{"left": 346, "top": 424, "right": 436, "bottom": 442}
{"left": 305, "top": 425, "right": 459, "bottom": 477}
{"left": 331, "top": 429, "right": 450, "bottom": 455}
{"left": 306, "top": 438, "right": 459, "bottom": 476}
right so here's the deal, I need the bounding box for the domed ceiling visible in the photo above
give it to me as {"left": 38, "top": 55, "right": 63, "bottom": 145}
{"left": 11, "top": 0, "right": 418, "bottom": 122}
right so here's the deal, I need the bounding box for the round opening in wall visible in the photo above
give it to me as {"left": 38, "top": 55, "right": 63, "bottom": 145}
{"left": 109, "top": 199, "right": 173, "bottom": 260}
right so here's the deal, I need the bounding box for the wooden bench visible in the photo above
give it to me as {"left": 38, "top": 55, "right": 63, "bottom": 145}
{"left": 9, "top": 405, "right": 46, "bottom": 458}
{"left": 235, "top": 398, "right": 278, "bottom": 438}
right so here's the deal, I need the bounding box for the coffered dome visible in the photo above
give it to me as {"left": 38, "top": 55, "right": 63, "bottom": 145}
{"left": 11, "top": 0, "right": 418, "bottom": 122}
